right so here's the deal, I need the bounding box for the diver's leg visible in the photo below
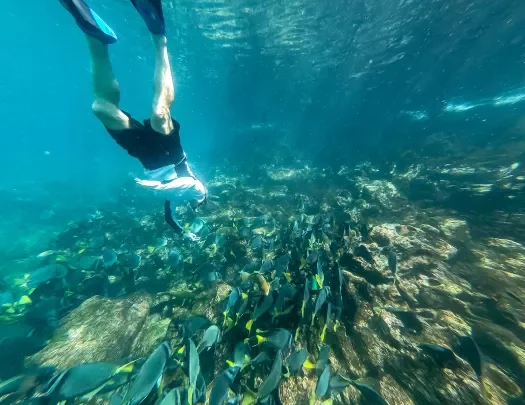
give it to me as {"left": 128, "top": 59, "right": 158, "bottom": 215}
{"left": 129, "top": 0, "right": 173, "bottom": 134}
{"left": 87, "top": 37, "right": 130, "bottom": 130}
{"left": 150, "top": 35, "right": 175, "bottom": 135}
{"left": 59, "top": 0, "right": 129, "bottom": 130}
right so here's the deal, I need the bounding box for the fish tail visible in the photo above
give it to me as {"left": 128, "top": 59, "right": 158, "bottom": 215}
{"left": 246, "top": 319, "right": 253, "bottom": 332}
{"left": 115, "top": 359, "right": 139, "bottom": 374}
{"left": 333, "top": 320, "right": 340, "bottom": 332}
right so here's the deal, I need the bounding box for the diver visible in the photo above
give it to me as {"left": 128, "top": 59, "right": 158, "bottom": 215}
{"left": 59, "top": 0, "right": 205, "bottom": 241}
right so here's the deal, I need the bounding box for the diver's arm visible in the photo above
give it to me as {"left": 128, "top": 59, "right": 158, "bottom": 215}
{"left": 164, "top": 200, "right": 184, "bottom": 235}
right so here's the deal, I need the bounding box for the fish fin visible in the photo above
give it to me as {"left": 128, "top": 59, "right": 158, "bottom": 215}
{"left": 311, "top": 314, "right": 315, "bottom": 327}
{"left": 255, "top": 335, "right": 265, "bottom": 345}
{"left": 5, "top": 307, "right": 16, "bottom": 314}
{"left": 147, "top": 246, "right": 156, "bottom": 254}
{"left": 315, "top": 274, "right": 323, "bottom": 289}
{"left": 284, "top": 272, "right": 292, "bottom": 283}
{"left": 241, "top": 293, "right": 248, "bottom": 300}
{"left": 320, "top": 398, "right": 333, "bottom": 405}
{"left": 300, "top": 258, "right": 306, "bottom": 269}
{"left": 177, "top": 346, "right": 185, "bottom": 355}
{"left": 321, "top": 326, "right": 327, "bottom": 342}
{"left": 226, "top": 360, "right": 236, "bottom": 368}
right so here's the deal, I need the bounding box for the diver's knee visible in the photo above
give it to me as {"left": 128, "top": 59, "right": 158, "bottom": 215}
{"left": 92, "top": 100, "right": 128, "bottom": 130}
{"left": 150, "top": 105, "right": 173, "bottom": 134}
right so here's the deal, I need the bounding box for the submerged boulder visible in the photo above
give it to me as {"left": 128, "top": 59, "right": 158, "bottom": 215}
{"left": 28, "top": 293, "right": 153, "bottom": 369}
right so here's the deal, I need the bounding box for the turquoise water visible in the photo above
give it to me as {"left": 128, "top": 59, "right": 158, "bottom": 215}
{"left": 2, "top": 1, "right": 525, "bottom": 405}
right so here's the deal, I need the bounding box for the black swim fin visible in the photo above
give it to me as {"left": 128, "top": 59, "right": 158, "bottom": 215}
{"left": 60, "top": 0, "right": 117, "bottom": 44}
{"left": 130, "top": 0, "right": 166, "bottom": 36}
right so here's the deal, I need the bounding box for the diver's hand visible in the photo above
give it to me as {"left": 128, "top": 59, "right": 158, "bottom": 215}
{"left": 135, "top": 178, "right": 162, "bottom": 187}
{"left": 183, "top": 232, "right": 200, "bottom": 242}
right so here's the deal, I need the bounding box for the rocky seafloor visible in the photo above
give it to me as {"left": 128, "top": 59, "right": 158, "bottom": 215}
{"left": 2, "top": 154, "right": 525, "bottom": 405}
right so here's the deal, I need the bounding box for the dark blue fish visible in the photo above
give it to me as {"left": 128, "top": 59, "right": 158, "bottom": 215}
{"left": 419, "top": 343, "right": 460, "bottom": 369}
{"left": 122, "top": 342, "right": 172, "bottom": 405}
{"left": 350, "top": 378, "right": 389, "bottom": 405}
{"left": 239, "top": 227, "right": 252, "bottom": 238}
{"left": 249, "top": 351, "right": 271, "bottom": 366}
{"left": 312, "top": 287, "right": 330, "bottom": 326}
{"left": 314, "top": 365, "right": 330, "bottom": 400}
{"left": 259, "top": 260, "right": 274, "bottom": 274}
{"left": 258, "top": 351, "right": 282, "bottom": 399}
{"left": 387, "top": 251, "right": 397, "bottom": 277}
{"left": 43, "top": 362, "right": 134, "bottom": 401}
{"left": 354, "top": 245, "right": 375, "bottom": 264}
{"left": 168, "top": 249, "right": 182, "bottom": 269}
{"left": 26, "top": 264, "right": 68, "bottom": 288}
{"left": 131, "top": 253, "right": 142, "bottom": 269}
{"left": 209, "top": 366, "right": 240, "bottom": 405}
{"left": 456, "top": 333, "right": 487, "bottom": 398}
{"left": 89, "top": 236, "right": 106, "bottom": 249}
{"left": 274, "top": 253, "right": 290, "bottom": 277}
{"left": 250, "top": 235, "right": 263, "bottom": 250}
{"left": 187, "top": 339, "right": 200, "bottom": 405}
{"left": 257, "top": 329, "right": 292, "bottom": 352}
{"left": 179, "top": 316, "right": 211, "bottom": 339}
{"left": 197, "top": 325, "right": 221, "bottom": 353}
{"left": 329, "top": 374, "right": 352, "bottom": 393}
{"left": 223, "top": 287, "right": 244, "bottom": 323}
{"left": 316, "top": 345, "right": 330, "bottom": 375}
{"left": 286, "top": 348, "right": 308, "bottom": 374}
{"left": 157, "top": 389, "right": 181, "bottom": 405}
{"left": 102, "top": 249, "right": 118, "bottom": 268}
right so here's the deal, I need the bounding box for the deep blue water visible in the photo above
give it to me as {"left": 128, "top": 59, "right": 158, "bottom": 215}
{"left": 2, "top": 0, "right": 525, "bottom": 248}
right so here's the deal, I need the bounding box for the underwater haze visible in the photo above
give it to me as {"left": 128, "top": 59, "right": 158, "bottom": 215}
{"left": 2, "top": 1, "right": 525, "bottom": 405}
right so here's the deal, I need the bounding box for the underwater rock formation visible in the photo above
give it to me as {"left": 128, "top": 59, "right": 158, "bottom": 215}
{"left": 28, "top": 293, "right": 153, "bottom": 369}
